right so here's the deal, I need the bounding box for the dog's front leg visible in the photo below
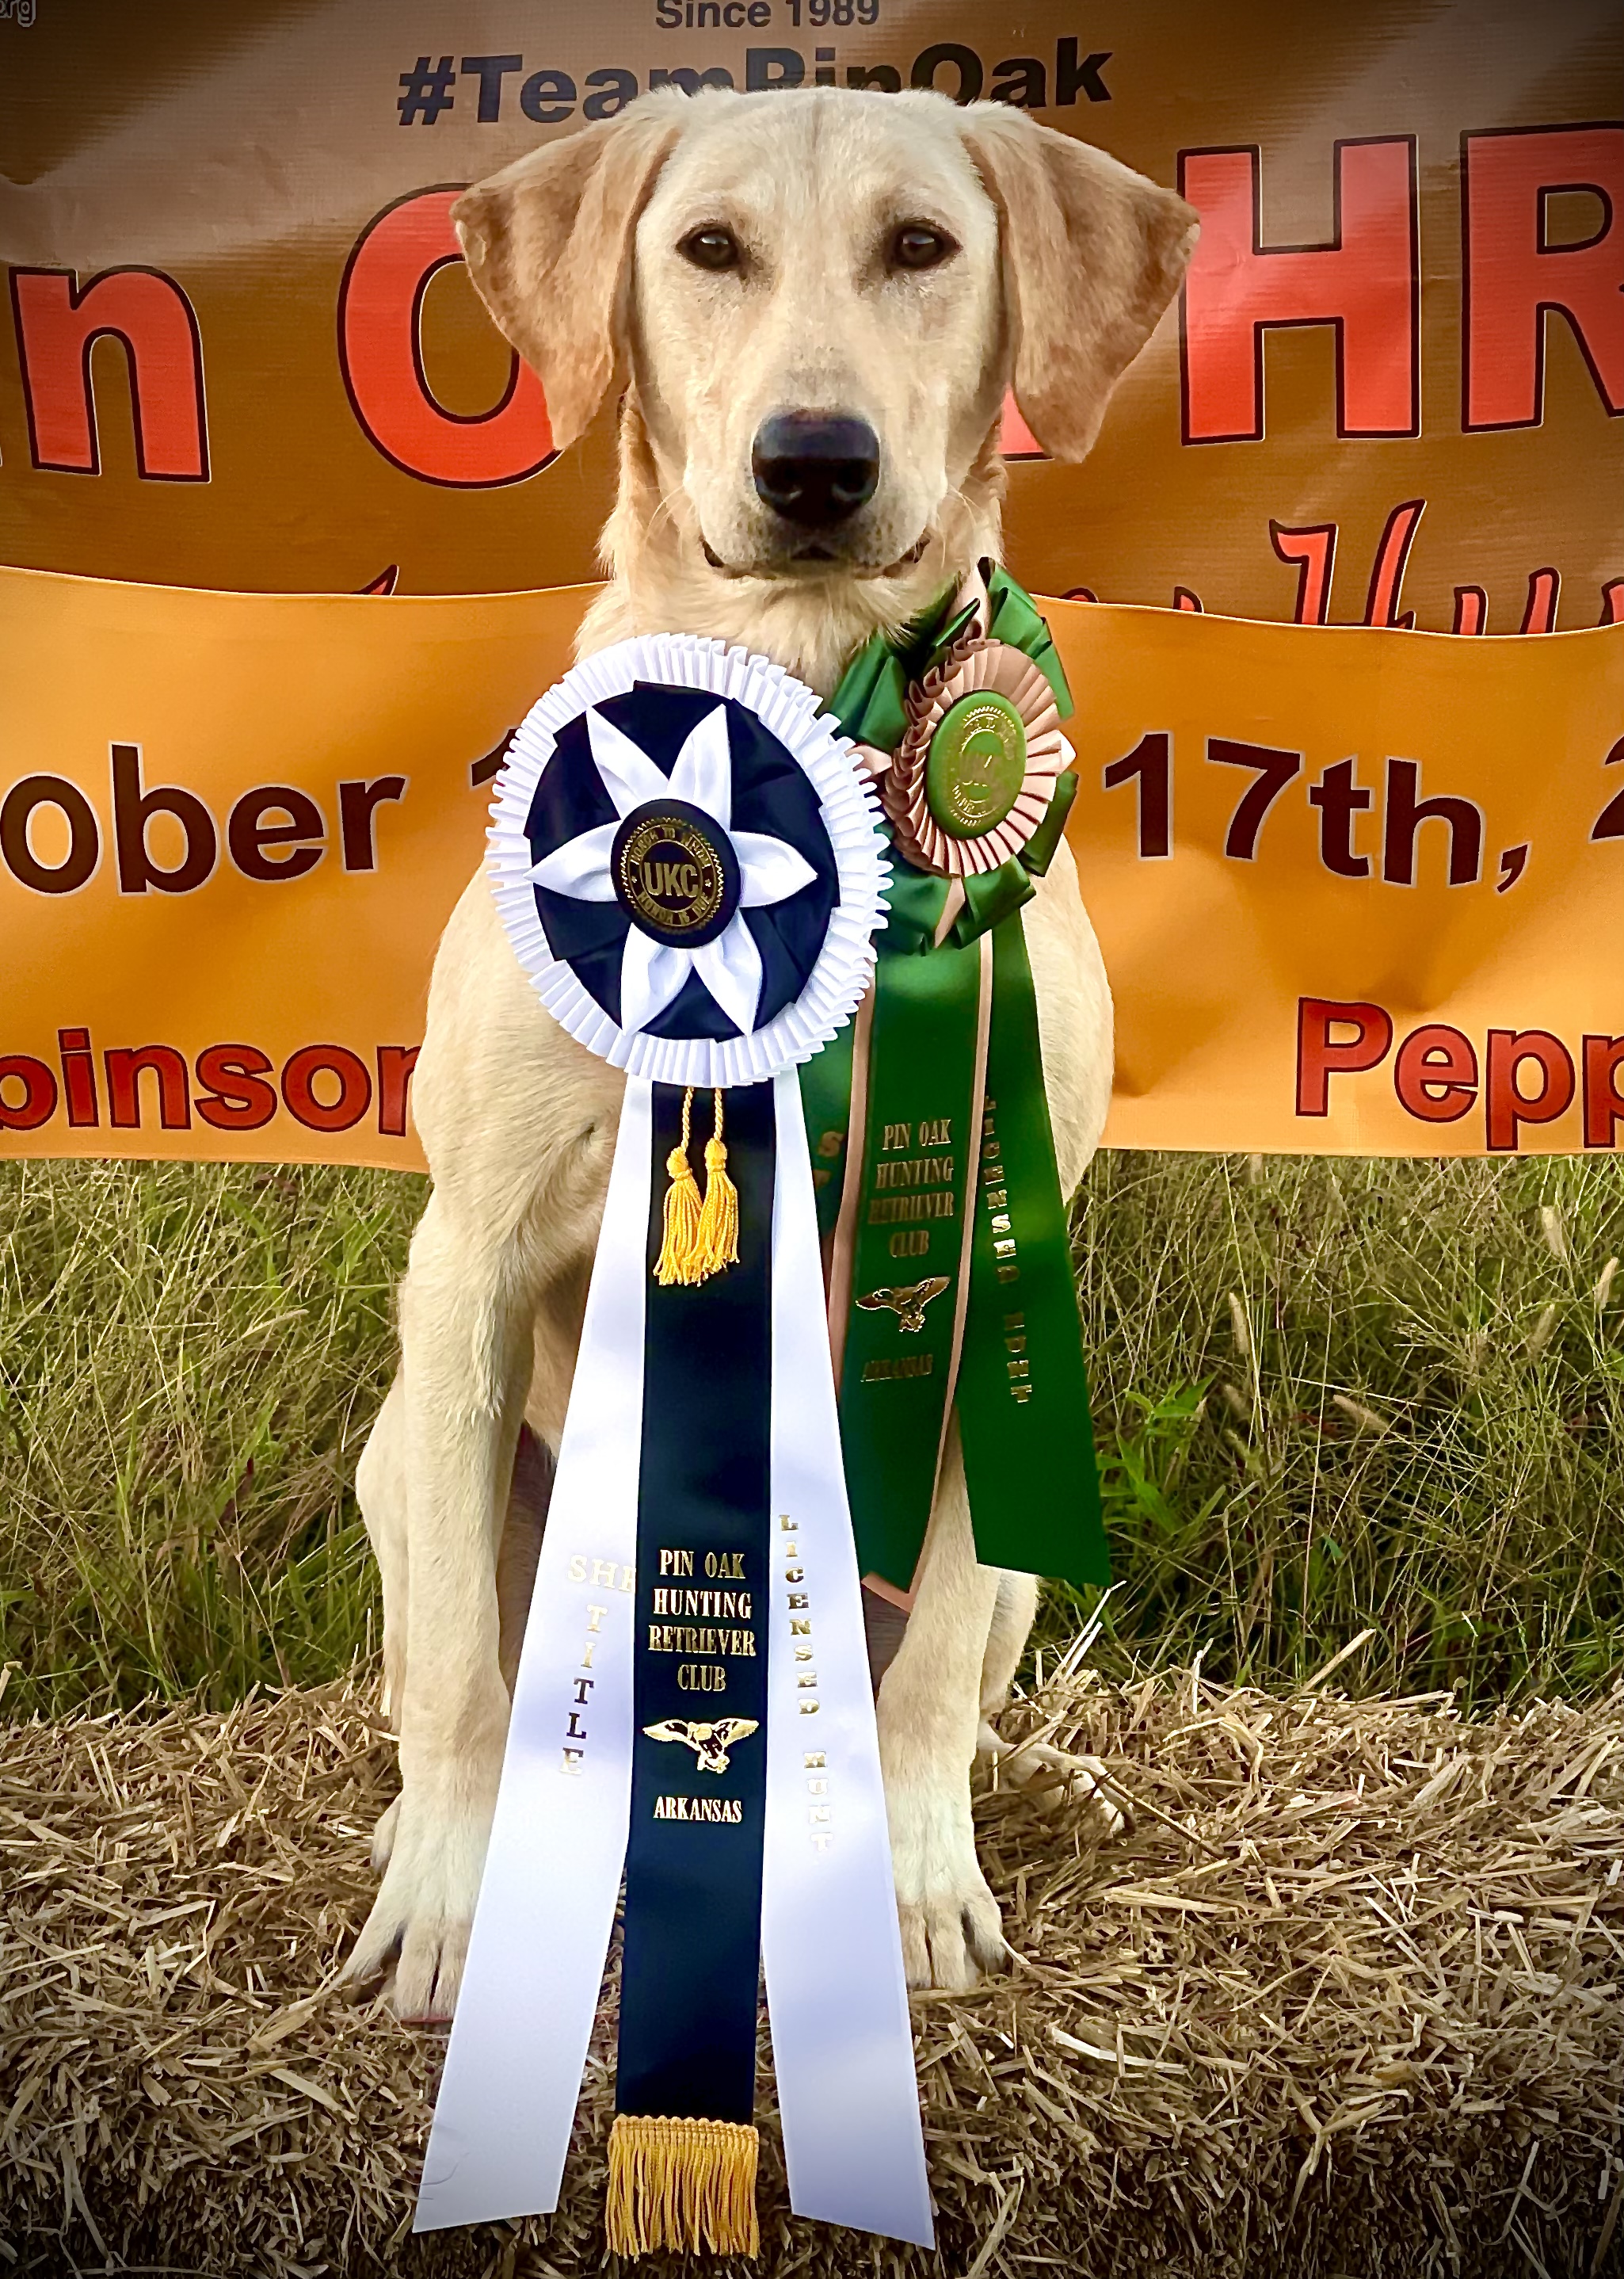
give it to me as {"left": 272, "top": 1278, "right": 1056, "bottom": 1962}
{"left": 345, "top": 1193, "right": 538, "bottom": 2020}
{"left": 875, "top": 1418, "right": 1005, "bottom": 1991}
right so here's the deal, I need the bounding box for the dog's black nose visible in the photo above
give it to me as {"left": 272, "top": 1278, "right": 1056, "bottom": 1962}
{"left": 751, "top": 414, "right": 879, "bottom": 528}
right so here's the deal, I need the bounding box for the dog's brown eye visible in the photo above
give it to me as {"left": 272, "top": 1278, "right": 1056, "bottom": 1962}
{"left": 890, "top": 224, "right": 955, "bottom": 272}
{"left": 680, "top": 227, "right": 741, "bottom": 273}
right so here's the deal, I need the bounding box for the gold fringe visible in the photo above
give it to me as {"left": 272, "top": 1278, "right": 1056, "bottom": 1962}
{"left": 654, "top": 1088, "right": 704, "bottom": 1286}
{"left": 693, "top": 1089, "right": 740, "bottom": 1277}
{"left": 604, "top": 2113, "right": 760, "bottom": 2258}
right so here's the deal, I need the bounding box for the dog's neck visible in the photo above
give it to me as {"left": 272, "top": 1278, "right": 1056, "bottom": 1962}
{"left": 575, "top": 399, "right": 1008, "bottom": 697}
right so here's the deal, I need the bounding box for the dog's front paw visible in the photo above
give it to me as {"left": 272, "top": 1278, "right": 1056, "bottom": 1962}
{"left": 897, "top": 1871, "right": 1008, "bottom": 1995}
{"left": 343, "top": 1789, "right": 494, "bottom": 2021}
{"left": 886, "top": 1777, "right": 1008, "bottom": 1994}
{"left": 978, "top": 1727, "right": 1130, "bottom": 1837}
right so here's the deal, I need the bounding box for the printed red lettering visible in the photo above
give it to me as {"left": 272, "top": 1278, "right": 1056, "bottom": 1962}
{"left": 105, "top": 1044, "right": 191, "bottom": 1130}
{"left": 1520, "top": 566, "right": 1561, "bottom": 633}
{"left": 337, "top": 189, "right": 553, "bottom": 487}
{"left": 1295, "top": 998, "right": 1393, "bottom": 1117}
{"left": 998, "top": 394, "right": 1044, "bottom": 460}
{"left": 1271, "top": 522, "right": 1336, "bottom": 624}
{"left": 195, "top": 1045, "right": 278, "bottom": 1132}
{"left": 8, "top": 267, "right": 208, "bottom": 479}
{"left": 1363, "top": 498, "right": 1424, "bottom": 628}
{"left": 376, "top": 1044, "right": 421, "bottom": 1139}
{"left": 0, "top": 1056, "right": 57, "bottom": 1132}
{"left": 1180, "top": 139, "right": 1419, "bottom": 443}
{"left": 57, "top": 1027, "right": 99, "bottom": 1127}
{"left": 1484, "top": 1029, "right": 1575, "bottom": 1152}
{"left": 1582, "top": 1034, "right": 1624, "bottom": 1151}
{"left": 281, "top": 1044, "right": 372, "bottom": 1132}
{"left": 1393, "top": 1025, "right": 1478, "bottom": 1122}
{"left": 1462, "top": 125, "right": 1624, "bottom": 430}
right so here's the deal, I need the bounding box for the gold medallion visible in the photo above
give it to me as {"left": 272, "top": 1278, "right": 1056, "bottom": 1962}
{"left": 925, "top": 690, "right": 1027, "bottom": 838}
{"left": 881, "top": 636, "right": 1070, "bottom": 879}
{"left": 612, "top": 802, "right": 737, "bottom": 945}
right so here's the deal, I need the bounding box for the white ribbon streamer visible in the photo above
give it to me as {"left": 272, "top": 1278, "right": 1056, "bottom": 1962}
{"left": 763, "top": 1074, "right": 935, "bottom": 2247}
{"left": 414, "top": 1078, "right": 652, "bottom": 2231}
{"left": 415, "top": 1071, "right": 930, "bottom": 2244}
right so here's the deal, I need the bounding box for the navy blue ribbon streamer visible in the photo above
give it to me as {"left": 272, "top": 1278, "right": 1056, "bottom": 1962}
{"left": 616, "top": 1078, "right": 776, "bottom": 2125}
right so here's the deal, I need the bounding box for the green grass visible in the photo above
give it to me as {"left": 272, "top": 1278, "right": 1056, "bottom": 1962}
{"left": 1056, "top": 1151, "right": 1624, "bottom": 1704}
{"left": 0, "top": 1161, "right": 422, "bottom": 1717}
{"left": 1, "top": 1152, "right": 1620, "bottom": 1720}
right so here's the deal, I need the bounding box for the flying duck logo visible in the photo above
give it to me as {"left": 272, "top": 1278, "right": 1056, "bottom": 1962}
{"left": 642, "top": 1716, "right": 760, "bottom": 1773}
{"left": 856, "top": 1276, "right": 951, "bottom": 1334}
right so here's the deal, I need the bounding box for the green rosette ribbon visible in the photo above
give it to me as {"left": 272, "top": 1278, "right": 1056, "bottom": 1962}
{"left": 799, "top": 567, "right": 1108, "bottom": 1595}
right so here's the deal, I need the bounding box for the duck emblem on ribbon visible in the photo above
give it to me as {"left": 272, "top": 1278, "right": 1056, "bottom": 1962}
{"left": 856, "top": 1277, "right": 951, "bottom": 1334}
{"left": 642, "top": 1716, "right": 761, "bottom": 1774}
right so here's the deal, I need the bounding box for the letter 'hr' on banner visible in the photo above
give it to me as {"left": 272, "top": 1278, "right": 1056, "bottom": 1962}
{"left": 0, "top": 570, "right": 1618, "bottom": 1167}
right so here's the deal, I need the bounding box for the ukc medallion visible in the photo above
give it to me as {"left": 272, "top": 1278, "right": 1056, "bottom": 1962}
{"left": 613, "top": 799, "right": 738, "bottom": 947}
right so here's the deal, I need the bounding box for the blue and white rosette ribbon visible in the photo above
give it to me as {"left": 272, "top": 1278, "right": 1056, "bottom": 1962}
{"left": 414, "top": 635, "right": 932, "bottom": 2249}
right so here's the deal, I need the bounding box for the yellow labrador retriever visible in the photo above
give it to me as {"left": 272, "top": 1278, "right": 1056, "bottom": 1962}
{"left": 347, "top": 87, "right": 1195, "bottom": 2021}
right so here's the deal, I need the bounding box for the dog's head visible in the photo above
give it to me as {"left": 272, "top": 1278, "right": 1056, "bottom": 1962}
{"left": 455, "top": 90, "right": 1195, "bottom": 586}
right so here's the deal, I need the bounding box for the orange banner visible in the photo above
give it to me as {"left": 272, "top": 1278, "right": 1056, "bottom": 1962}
{"left": 1, "top": 567, "right": 1617, "bottom": 1167}
{"left": 2, "top": 2, "right": 1618, "bottom": 627}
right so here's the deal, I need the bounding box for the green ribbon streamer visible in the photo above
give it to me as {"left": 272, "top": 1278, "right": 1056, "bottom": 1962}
{"left": 803, "top": 566, "right": 1107, "bottom": 1593}
{"left": 834, "top": 930, "right": 985, "bottom": 1590}
{"left": 800, "top": 1013, "right": 855, "bottom": 1249}
{"left": 823, "top": 563, "right": 1073, "bottom": 776}
{"left": 957, "top": 914, "right": 1107, "bottom": 1586}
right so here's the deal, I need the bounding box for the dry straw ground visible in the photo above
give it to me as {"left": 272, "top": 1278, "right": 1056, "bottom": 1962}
{"left": 2, "top": 1660, "right": 1620, "bottom": 2279}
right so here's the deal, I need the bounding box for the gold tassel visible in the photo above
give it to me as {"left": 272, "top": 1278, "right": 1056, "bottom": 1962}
{"left": 694, "top": 1089, "right": 740, "bottom": 1277}
{"left": 605, "top": 2113, "right": 760, "bottom": 2258}
{"left": 654, "top": 1087, "right": 704, "bottom": 1287}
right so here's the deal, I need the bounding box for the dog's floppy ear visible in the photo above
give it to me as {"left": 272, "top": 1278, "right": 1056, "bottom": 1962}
{"left": 958, "top": 106, "right": 1198, "bottom": 464}
{"left": 453, "top": 104, "right": 682, "bottom": 452}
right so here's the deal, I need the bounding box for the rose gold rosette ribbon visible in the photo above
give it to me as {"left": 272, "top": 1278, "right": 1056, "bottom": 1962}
{"left": 879, "top": 635, "right": 1067, "bottom": 878}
